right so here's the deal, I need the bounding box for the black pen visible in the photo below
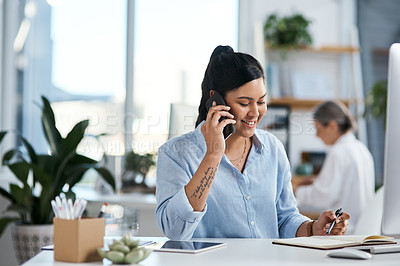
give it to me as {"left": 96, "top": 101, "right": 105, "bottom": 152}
{"left": 326, "top": 208, "right": 343, "bottom": 236}
{"left": 98, "top": 202, "right": 108, "bottom": 218}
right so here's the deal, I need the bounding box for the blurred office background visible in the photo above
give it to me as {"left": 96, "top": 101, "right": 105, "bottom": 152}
{"left": 1, "top": 0, "right": 399, "bottom": 265}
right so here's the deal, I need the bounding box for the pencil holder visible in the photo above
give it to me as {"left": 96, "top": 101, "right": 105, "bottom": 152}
{"left": 53, "top": 217, "right": 105, "bottom": 262}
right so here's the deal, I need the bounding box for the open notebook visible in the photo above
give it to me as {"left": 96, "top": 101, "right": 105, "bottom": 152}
{"left": 272, "top": 235, "right": 397, "bottom": 250}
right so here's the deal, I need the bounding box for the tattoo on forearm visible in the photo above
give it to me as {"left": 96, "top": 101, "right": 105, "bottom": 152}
{"left": 191, "top": 163, "right": 219, "bottom": 199}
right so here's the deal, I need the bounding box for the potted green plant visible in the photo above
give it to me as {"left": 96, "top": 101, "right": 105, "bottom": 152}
{"left": 365, "top": 80, "right": 387, "bottom": 129}
{"left": 263, "top": 12, "right": 313, "bottom": 97}
{"left": 264, "top": 13, "right": 313, "bottom": 60}
{"left": 0, "top": 96, "right": 115, "bottom": 263}
{"left": 121, "top": 150, "right": 155, "bottom": 194}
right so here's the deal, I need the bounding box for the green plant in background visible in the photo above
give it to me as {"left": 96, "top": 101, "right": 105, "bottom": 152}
{"left": 122, "top": 150, "right": 155, "bottom": 192}
{"left": 0, "top": 96, "right": 115, "bottom": 236}
{"left": 365, "top": 80, "right": 388, "bottom": 129}
{"left": 264, "top": 13, "right": 313, "bottom": 59}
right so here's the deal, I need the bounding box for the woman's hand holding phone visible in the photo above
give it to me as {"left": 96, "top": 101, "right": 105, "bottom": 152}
{"left": 201, "top": 101, "right": 236, "bottom": 158}
{"left": 187, "top": 100, "right": 235, "bottom": 212}
{"left": 205, "top": 92, "right": 235, "bottom": 139}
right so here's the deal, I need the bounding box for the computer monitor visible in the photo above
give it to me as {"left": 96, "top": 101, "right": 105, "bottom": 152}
{"left": 381, "top": 43, "right": 400, "bottom": 237}
{"left": 168, "top": 103, "right": 198, "bottom": 140}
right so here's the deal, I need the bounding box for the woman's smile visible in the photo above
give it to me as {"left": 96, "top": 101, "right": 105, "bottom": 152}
{"left": 241, "top": 119, "right": 257, "bottom": 128}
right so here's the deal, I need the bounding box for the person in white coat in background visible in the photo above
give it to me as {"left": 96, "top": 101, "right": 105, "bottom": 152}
{"left": 294, "top": 101, "right": 375, "bottom": 233}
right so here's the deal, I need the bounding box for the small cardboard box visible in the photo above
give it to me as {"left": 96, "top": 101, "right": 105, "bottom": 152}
{"left": 53, "top": 217, "right": 105, "bottom": 262}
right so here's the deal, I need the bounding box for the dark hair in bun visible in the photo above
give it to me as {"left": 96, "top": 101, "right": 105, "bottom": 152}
{"left": 209, "top": 45, "right": 234, "bottom": 59}
{"left": 195, "top": 45, "right": 265, "bottom": 127}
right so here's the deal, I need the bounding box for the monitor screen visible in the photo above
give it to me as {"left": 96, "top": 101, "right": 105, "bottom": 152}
{"left": 168, "top": 103, "right": 198, "bottom": 140}
{"left": 382, "top": 43, "right": 400, "bottom": 237}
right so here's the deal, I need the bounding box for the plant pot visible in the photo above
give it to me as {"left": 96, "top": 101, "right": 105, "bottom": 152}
{"left": 11, "top": 223, "right": 53, "bottom": 264}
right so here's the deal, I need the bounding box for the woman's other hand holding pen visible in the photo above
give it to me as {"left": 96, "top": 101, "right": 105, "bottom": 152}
{"left": 313, "top": 210, "right": 351, "bottom": 236}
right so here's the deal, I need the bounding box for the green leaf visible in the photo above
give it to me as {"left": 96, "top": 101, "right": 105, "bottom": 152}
{"left": 2, "top": 149, "right": 18, "bottom": 165}
{"left": 41, "top": 96, "right": 62, "bottom": 155}
{"left": 64, "top": 164, "right": 115, "bottom": 192}
{"left": 36, "top": 155, "right": 56, "bottom": 177}
{"left": 264, "top": 12, "right": 313, "bottom": 60}
{"left": 94, "top": 166, "right": 116, "bottom": 191}
{"left": 0, "top": 187, "right": 16, "bottom": 203}
{"left": 53, "top": 150, "right": 78, "bottom": 192}
{"left": 60, "top": 120, "right": 89, "bottom": 156}
{"left": 69, "top": 154, "right": 97, "bottom": 165}
{"left": 0, "top": 217, "right": 19, "bottom": 237}
{"left": 64, "top": 166, "right": 90, "bottom": 189}
{"left": 6, "top": 204, "right": 30, "bottom": 216}
{"left": 20, "top": 136, "right": 38, "bottom": 164}
{"left": 8, "top": 161, "right": 30, "bottom": 186}
{"left": 29, "top": 160, "right": 52, "bottom": 189}
{"left": 60, "top": 154, "right": 99, "bottom": 187}
{"left": 5, "top": 192, "right": 33, "bottom": 224}
{"left": 9, "top": 184, "right": 25, "bottom": 204}
{"left": 0, "top": 131, "right": 7, "bottom": 144}
{"left": 33, "top": 195, "right": 52, "bottom": 224}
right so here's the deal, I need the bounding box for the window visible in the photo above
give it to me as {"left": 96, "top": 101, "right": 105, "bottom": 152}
{"left": 132, "top": 0, "right": 238, "bottom": 153}
{"left": 15, "top": 0, "right": 237, "bottom": 186}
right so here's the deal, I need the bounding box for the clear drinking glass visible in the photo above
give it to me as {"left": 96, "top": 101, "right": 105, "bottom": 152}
{"left": 122, "top": 207, "right": 139, "bottom": 236}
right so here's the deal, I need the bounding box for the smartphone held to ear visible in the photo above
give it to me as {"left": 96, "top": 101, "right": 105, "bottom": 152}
{"left": 205, "top": 91, "right": 235, "bottom": 139}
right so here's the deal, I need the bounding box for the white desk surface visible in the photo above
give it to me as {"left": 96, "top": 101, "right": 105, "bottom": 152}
{"left": 22, "top": 237, "right": 400, "bottom": 266}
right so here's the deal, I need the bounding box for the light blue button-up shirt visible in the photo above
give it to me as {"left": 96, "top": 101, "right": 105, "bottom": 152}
{"left": 155, "top": 122, "right": 308, "bottom": 240}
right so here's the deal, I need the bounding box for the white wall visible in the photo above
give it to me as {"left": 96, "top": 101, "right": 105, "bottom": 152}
{"left": 239, "top": 0, "right": 355, "bottom": 55}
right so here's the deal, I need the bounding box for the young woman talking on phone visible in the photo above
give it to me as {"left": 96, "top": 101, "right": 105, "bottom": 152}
{"left": 155, "top": 45, "right": 350, "bottom": 240}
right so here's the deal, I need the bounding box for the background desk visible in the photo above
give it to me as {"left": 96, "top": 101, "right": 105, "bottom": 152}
{"left": 23, "top": 237, "right": 400, "bottom": 266}
{"left": 74, "top": 187, "right": 163, "bottom": 237}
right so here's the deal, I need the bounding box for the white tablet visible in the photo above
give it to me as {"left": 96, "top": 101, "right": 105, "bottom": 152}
{"left": 148, "top": 240, "right": 227, "bottom": 254}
